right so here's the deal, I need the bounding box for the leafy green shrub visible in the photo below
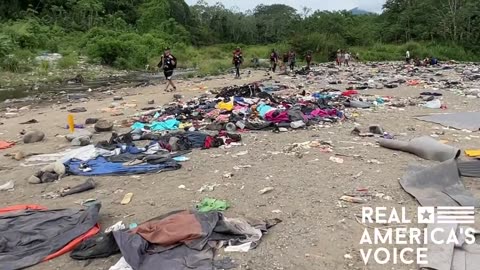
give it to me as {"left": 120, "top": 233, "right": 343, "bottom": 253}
{"left": 39, "top": 60, "right": 50, "bottom": 74}
{"left": 58, "top": 53, "right": 79, "bottom": 69}
{"left": 85, "top": 28, "right": 167, "bottom": 69}
{"left": 0, "top": 34, "right": 15, "bottom": 59}
{"left": 1, "top": 55, "right": 20, "bottom": 72}
{"left": 290, "top": 33, "right": 346, "bottom": 62}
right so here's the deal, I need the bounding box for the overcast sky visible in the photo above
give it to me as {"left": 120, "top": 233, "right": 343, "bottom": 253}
{"left": 185, "top": 0, "right": 386, "bottom": 13}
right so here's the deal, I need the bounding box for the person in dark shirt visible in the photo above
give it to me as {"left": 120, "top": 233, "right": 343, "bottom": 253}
{"left": 158, "top": 47, "right": 177, "bottom": 92}
{"left": 270, "top": 49, "right": 279, "bottom": 72}
{"left": 305, "top": 51, "right": 313, "bottom": 70}
{"left": 288, "top": 50, "right": 296, "bottom": 71}
{"left": 232, "top": 47, "right": 243, "bottom": 78}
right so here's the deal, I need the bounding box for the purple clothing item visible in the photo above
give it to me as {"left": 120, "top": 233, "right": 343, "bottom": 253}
{"left": 265, "top": 110, "right": 289, "bottom": 123}
{"left": 308, "top": 109, "right": 338, "bottom": 119}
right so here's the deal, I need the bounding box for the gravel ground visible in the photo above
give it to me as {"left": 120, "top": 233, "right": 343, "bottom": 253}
{"left": 1, "top": 64, "right": 479, "bottom": 270}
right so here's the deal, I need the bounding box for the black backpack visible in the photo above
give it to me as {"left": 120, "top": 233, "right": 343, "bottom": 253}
{"left": 158, "top": 55, "right": 177, "bottom": 69}
{"left": 170, "top": 55, "right": 177, "bottom": 69}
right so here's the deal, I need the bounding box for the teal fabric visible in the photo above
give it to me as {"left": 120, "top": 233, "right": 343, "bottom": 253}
{"left": 131, "top": 122, "right": 145, "bottom": 130}
{"left": 131, "top": 119, "right": 180, "bottom": 131}
{"left": 150, "top": 119, "right": 179, "bottom": 131}
{"left": 257, "top": 103, "right": 274, "bottom": 118}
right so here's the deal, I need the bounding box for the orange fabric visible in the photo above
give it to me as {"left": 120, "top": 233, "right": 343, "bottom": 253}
{"left": 0, "top": 204, "right": 100, "bottom": 262}
{"left": 132, "top": 211, "right": 202, "bottom": 246}
{"left": 43, "top": 224, "right": 100, "bottom": 261}
{"left": 0, "top": 204, "right": 47, "bottom": 214}
{"left": 0, "top": 141, "right": 14, "bottom": 150}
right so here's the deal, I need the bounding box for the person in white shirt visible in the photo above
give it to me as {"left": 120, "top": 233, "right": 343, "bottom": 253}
{"left": 344, "top": 52, "right": 351, "bottom": 66}
{"left": 406, "top": 51, "right": 411, "bottom": 64}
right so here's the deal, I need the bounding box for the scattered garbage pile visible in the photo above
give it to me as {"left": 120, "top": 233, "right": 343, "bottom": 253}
{"left": 126, "top": 83, "right": 380, "bottom": 134}
{"left": 4, "top": 61, "right": 480, "bottom": 270}
{"left": 71, "top": 210, "right": 281, "bottom": 270}
{"left": 22, "top": 130, "right": 241, "bottom": 178}
{"left": 0, "top": 201, "right": 281, "bottom": 270}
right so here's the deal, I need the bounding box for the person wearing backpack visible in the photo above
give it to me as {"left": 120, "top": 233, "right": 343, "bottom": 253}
{"left": 270, "top": 49, "right": 279, "bottom": 73}
{"left": 158, "top": 47, "right": 177, "bottom": 92}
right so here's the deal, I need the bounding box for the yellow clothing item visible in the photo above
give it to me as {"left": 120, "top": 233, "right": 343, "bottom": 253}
{"left": 179, "top": 122, "right": 193, "bottom": 129}
{"left": 465, "top": 149, "right": 480, "bottom": 157}
{"left": 217, "top": 99, "right": 234, "bottom": 111}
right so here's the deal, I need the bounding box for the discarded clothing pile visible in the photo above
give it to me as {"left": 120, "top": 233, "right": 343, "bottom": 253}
{"left": 130, "top": 83, "right": 348, "bottom": 134}
{"left": 63, "top": 131, "right": 240, "bottom": 176}
{"left": 0, "top": 204, "right": 100, "bottom": 270}
{"left": 71, "top": 210, "right": 281, "bottom": 270}
{"left": 21, "top": 129, "right": 237, "bottom": 177}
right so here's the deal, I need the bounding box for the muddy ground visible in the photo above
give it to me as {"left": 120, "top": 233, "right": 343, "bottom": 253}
{"left": 1, "top": 64, "right": 479, "bottom": 270}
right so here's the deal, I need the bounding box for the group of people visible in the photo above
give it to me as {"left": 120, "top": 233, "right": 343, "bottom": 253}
{"left": 405, "top": 50, "right": 439, "bottom": 67}
{"left": 336, "top": 50, "right": 353, "bottom": 66}
{"left": 269, "top": 49, "right": 314, "bottom": 74}
{"left": 156, "top": 46, "right": 337, "bottom": 92}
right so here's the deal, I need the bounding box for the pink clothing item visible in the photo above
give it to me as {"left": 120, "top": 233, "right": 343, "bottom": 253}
{"left": 205, "top": 109, "right": 220, "bottom": 119}
{"left": 264, "top": 110, "right": 289, "bottom": 123}
{"left": 309, "top": 108, "right": 338, "bottom": 118}
{"left": 215, "top": 114, "right": 230, "bottom": 123}
{"left": 233, "top": 105, "right": 247, "bottom": 111}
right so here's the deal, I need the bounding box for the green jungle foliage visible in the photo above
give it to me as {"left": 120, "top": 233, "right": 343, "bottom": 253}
{"left": 0, "top": 0, "right": 479, "bottom": 74}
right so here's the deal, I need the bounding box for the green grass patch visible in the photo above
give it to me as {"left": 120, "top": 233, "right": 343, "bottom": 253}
{"left": 58, "top": 53, "right": 79, "bottom": 69}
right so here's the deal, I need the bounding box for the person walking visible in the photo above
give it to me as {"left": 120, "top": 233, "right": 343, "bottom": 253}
{"left": 405, "top": 50, "right": 411, "bottom": 64}
{"left": 270, "top": 49, "right": 279, "bottom": 72}
{"left": 336, "top": 49, "right": 341, "bottom": 66}
{"left": 305, "top": 51, "right": 313, "bottom": 70}
{"left": 288, "top": 50, "right": 296, "bottom": 71}
{"left": 232, "top": 47, "right": 243, "bottom": 78}
{"left": 344, "top": 51, "right": 351, "bottom": 67}
{"left": 158, "top": 47, "right": 177, "bottom": 92}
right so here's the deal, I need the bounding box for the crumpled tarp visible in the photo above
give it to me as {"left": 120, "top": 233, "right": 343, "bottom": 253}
{"left": 73, "top": 210, "right": 280, "bottom": 270}
{"left": 65, "top": 156, "right": 181, "bottom": 176}
{"left": 113, "top": 211, "right": 220, "bottom": 270}
{"left": 458, "top": 160, "right": 480, "bottom": 178}
{"left": 421, "top": 222, "right": 480, "bottom": 270}
{"left": 400, "top": 159, "right": 479, "bottom": 207}
{"left": 415, "top": 112, "right": 480, "bottom": 131}
{"left": 0, "top": 204, "right": 101, "bottom": 270}
{"left": 378, "top": 136, "right": 460, "bottom": 162}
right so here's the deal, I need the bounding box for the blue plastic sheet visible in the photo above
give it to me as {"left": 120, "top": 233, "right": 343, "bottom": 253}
{"left": 65, "top": 157, "right": 181, "bottom": 176}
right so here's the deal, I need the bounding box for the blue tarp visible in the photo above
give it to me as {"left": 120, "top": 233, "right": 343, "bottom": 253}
{"left": 65, "top": 157, "right": 181, "bottom": 176}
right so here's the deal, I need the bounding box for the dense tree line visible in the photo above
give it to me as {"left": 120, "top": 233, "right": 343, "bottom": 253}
{"left": 0, "top": 0, "right": 479, "bottom": 71}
